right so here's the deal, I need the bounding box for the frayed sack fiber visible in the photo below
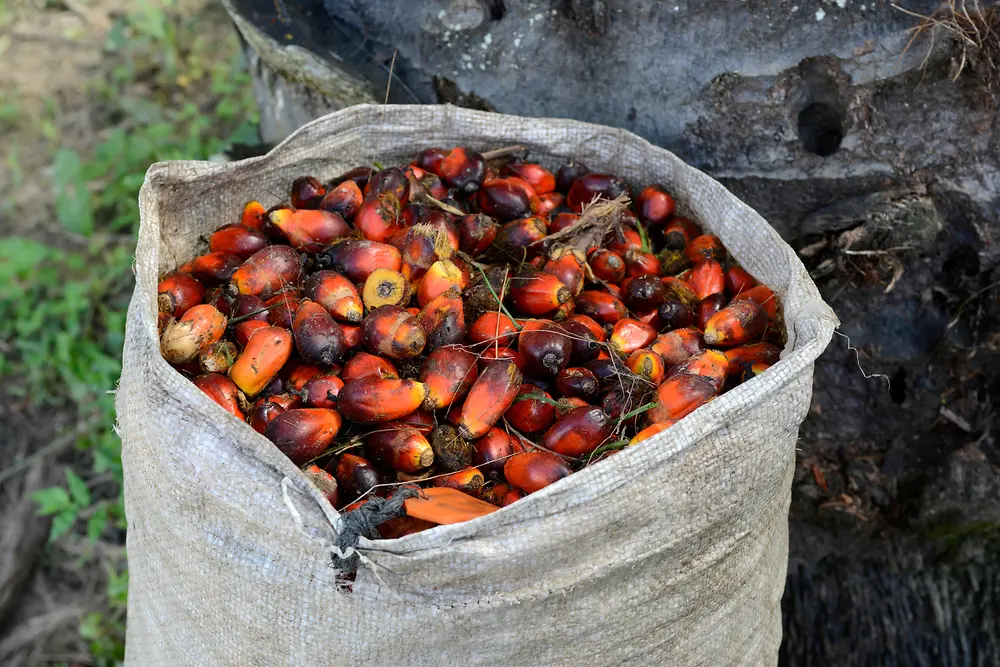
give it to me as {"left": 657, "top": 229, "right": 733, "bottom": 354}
{"left": 118, "top": 105, "right": 837, "bottom": 666}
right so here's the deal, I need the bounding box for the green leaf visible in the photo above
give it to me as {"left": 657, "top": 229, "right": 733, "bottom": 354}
{"left": 32, "top": 486, "right": 71, "bottom": 515}
{"left": 52, "top": 148, "right": 94, "bottom": 236}
{"left": 87, "top": 504, "right": 110, "bottom": 542}
{"left": 0, "top": 237, "right": 53, "bottom": 284}
{"left": 50, "top": 508, "right": 78, "bottom": 541}
{"left": 107, "top": 567, "right": 129, "bottom": 607}
{"left": 79, "top": 611, "right": 104, "bottom": 640}
{"left": 65, "top": 467, "right": 92, "bottom": 506}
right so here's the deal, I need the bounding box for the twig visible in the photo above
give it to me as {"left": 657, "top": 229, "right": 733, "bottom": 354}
{"left": 841, "top": 245, "right": 915, "bottom": 256}
{"left": 473, "top": 263, "right": 523, "bottom": 330}
{"left": 939, "top": 406, "right": 973, "bottom": 433}
{"left": 586, "top": 439, "right": 629, "bottom": 465}
{"left": 424, "top": 194, "right": 466, "bottom": 217}
{"left": 945, "top": 279, "right": 1000, "bottom": 329}
{"left": 615, "top": 401, "right": 658, "bottom": 426}
{"left": 514, "top": 392, "right": 562, "bottom": 408}
{"left": 383, "top": 49, "right": 397, "bottom": 106}
{"left": 482, "top": 145, "right": 526, "bottom": 161}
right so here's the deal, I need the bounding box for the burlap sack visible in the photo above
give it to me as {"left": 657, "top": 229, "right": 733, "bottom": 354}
{"left": 118, "top": 104, "right": 837, "bottom": 666}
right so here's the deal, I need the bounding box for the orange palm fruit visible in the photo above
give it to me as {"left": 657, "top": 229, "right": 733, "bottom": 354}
{"left": 668, "top": 349, "right": 729, "bottom": 390}
{"left": 193, "top": 373, "right": 246, "bottom": 420}
{"left": 625, "top": 249, "right": 661, "bottom": 279}
{"left": 724, "top": 342, "right": 781, "bottom": 376}
{"left": 554, "top": 396, "right": 589, "bottom": 417}
{"left": 290, "top": 175, "right": 326, "bottom": 208}
{"left": 508, "top": 268, "right": 572, "bottom": 316}
{"left": 208, "top": 224, "right": 270, "bottom": 260}
{"left": 621, "top": 275, "right": 666, "bottom": 312}
{"left": 477, "top": 177, "right": 538, "bottom": 220}
{"left": 199, "top": 340, "right": 239, "bottom": 374}
{"left": 398, "top": 225, "right": 443, "bottom": 282}
{"left": 609, "top": 318, "right": 657, "bottom": 355}
{"left": 735, "top": 285, "right": 778, "bottom": 319}
{"left": 549, "top": 211, "right": 580, "bottom": 233}
{"left": 433, "top": 147, "right": 486, "bottom": 194}
{"left": 303, "top": 465, "right": 339, "bottom": 506}
{"left": 160, "top": 304, "right": 227, "bottom": 364}
{"left": 504, "top": 451, "right": 572, "bottom": 494}
{"left": 241, "top": 200, "right": 268, "bottom": 230}
{"left": 335, "top": 453, "right": 384, "bottom": 501}
{"left": 626, "top": 349, "right": 667, "bottom": 386}
{"left": 433, "top": 467, "right": 485, "bottom": 496}
{"left": 341, "top": 324, "right": 363, "bottom": 351}
{"left": 696, "top": 293, "right": 728, "bottom": 330}
{"left": 471, "top": 428, "right": 516, "bottom": 479}
{"left": 689, "top": 258, "right": 725, "bottom": 300}
{"left": 647, "top": 374, "right": 717, "bottom": 424}
{"left": 458, "top": 358, "right": 523, "bottom": 439}
{"left": 542, "top": 249, "right": 586, "bottom": 296}
{"left": 658, "top": 299, "right": 696, "bottom": 331}
{"left": 725, "top": 266, "right": 757, "bottom": 296}
{"left": 249, "top": 392, "right": 301, "bottom": 433}
{"left": 332, "top": 165, "right": 375, "bottom": 190}
{"left": 354, "top": 192, "right": 404, "bottom": 242}
{"left": 468, "top": 311, "right": 520, "bottom": 349}
{"left": 480, "top": 482, "right": 514, "bottom": 506}
{"left": 495, "top": 216, "right": 548, "bottom": 259}
{"left": 417, "top": 287, "right": 466, "bottom": 348}
{"left": 505, "top": 162, "right": 556, "bottom": 195}
{"left": 362, "top": 305, "right": 426, "bottom": 360}
{"left": 365, "top": 423, "right": 435, "bottom": 473}
{"left": 685, "top": 234, "right": 726, "bottom": 263}
{"left": 316, "top": 239, "right": 402, "bottom": 284}
{"left": 456, "top": 213, "right": 498, "bottom": 257}
{"left": 377, "top": 516, "right": 436, "bottom": 539}
{"left": 518, "top": 320, "right": 573, "bottom": 379}
{"left": 420, "top": 346, "right": 479, "bottom": 410}
{"left": 605, "top": 223, "right": 644, "bottom": 254}
{"left": 478, "top": 345, "right": 522, "bottom": 369}
{"left": 661, "top": 276, "right": 699, "bottom": 308}
{"left": 303, "top": 270, "right": 364, "bottom": 324}
{"left": 430, "top": 424, "right": 474, "bottom": 472}
{"left": 574, "top": 290, "right": 627, "bottom": 325}
{"left": 229, "top": 325, "right": 293, "bottom": 397}
{"left": 231, "top": 245, "right": 303, "bottom": 297}
{"left": 588, "top": 248, "right": 627, "bottom": 284}
{"left": 291, "top": 300, "right": 347, "bottom": 365}
{"left": 265, "top": 408, "right": 342, "bottom": 465}
{"left": 535, "top": 192, "right": 564, "bottom": 217}
{"left": 364, "top": 167, "right": 410, "bottom": 203}
{"left": 181, "top": 251, "right": 243, "bottom": 286}
{"left": 566, "top": 314, "right": 606, "bottom": 341}
{"left": 505, "top": 384, "right": 557, "bottom": 433}
{"left": 542, "top": 405, "right": 614, "bottom": 458}
{"left": 704, "top": 299, "right": 768, "bottom": 347}
{"left": 417, "top": 260, "right": 466, "bottom": 307}
{"left": 662, "top": 217, "right": 702, "bottom": 250}
{"left": 268, "top": 208, "right": 351, "bottom": 252}
{"left": 740, "top": 362, "right": 771, "bottom": 383}
{"left": 264, "top": 291, "right": 300, "bottom": 329}
{"left": 398, "top": 408, "right": 436, "bottom": 435}
{"left": 283, "top": 361, "right": 324, "bottom": 391}
{"left": 555, "top": 367, "right": 600, "bottom": 399}
{"left": 559, "top": 319, "right": 602, "bottom": 365}
{"left": 566, "top": 173, "right": 630, "bottom": 212}
{"left": 402, "top": 486, "right": 499, "bottom": 524}
{"left": 319, "top": 179, "right": 364, "bottom": 220}
{"left": 158, "top": 272, "right": 205, "bottom": 319}
{"left": 337, "top": 378, "right": 427, "bottom": 424}
{"left": 233, "top": 319, "right": 270, "bottom": 348}
{"left": 300, "top": 373, "right": 345, "bottom": 409}
{"left": 630, "top": 421, "right": 675, "bottom": 446}
{"left": 650, "top": 327, "right": 705, "bottom": 366}
{"left": 363, "top": 268, "right": 412, "bottom": 310}
{"left": 341, "top": 352, "right": 399, "bottom": 384}
{"left": 632, "top": 308, "right": 662, "bottom": 331}
{"left": 637, "top": 184, "right": 676, "bottom": 225}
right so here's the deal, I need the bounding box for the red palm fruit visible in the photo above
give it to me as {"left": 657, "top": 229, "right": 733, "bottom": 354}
{"left": 417, "top": 260, "right": 466, "bottom": 307}
{"left": 342, "top": 352, "right": 399, "bottom": 384}
{"left": 331, "top": 165, "right": 375, "bottom": 190}
{"left": 377, "top": 516, "right": 435, "bottom": 539}
{"left": 662, "top": 217, "right": 702, "bottom": 250}
{"left": 661, "top": 276, "right": 699, "bottom": 308}
{"left": 301, "top": 374, "right": 344, "bottom": 409}
{"left": 338, "top": 378, "right": 427, "bottom": 424}
{"left": 668, "top": 349, "right": 729, "bottom": 390}
{"left": 199, "top": 286, "right": 230, "bottom": 317}
{"left": 704, "top": 299, "right": 768, "bottom": 347}
{"left": 268, "top": 209, "right": 351, "bottom": 252}
{"left": 400, "top": 226, "right": 446, "bottom": 282}
{"left": 518, "top": 320, "right": 573, "bottom": 379}
{"left": 647, "top": 374, "right": 717, "bottom": 424}
{"left": 584, "top": 357, "right": 617, "bottom": 388}
{"left": 588, "top": 248, "right": 627, "bottom": 284}
{"left": 574, "top": 290, "right": 627, "bottom": 325}
{"left": 504, "top": 452, "right": 572, "bottom": 493}
{"left": 508, "top": 268, "right": 572, "bottom": 316}
{"left": 234, "top": 319, "right": 270, "bottom": 347}
{"left": 477, "top": 177, "right": 537, "bottom": 220}
{"left": 549, "top": 211, "right": 580, "bottom": 233}
{"left": 536, "top": 192, "right": 564, "bottom": 217}
{"left": 625, "top": 249, "right": 661, "bottom": 279}
{"left": 658, "top": 300, "right": 696, "bottom": 331}
{"left": 362, "top": 268, "right": 412, "bottom": 310}
{"left": 478, "top": 345, "right": 521, "bottom": 369}
{"left": 416, "top": 148, "right": 448, "bottom": 173}
{"left": 249, "top": 392, "right": 300, "bottom": 433}
{"left": 335, "top": 453, "right": 384, "bottom": 501}
{"left": 551, "top": 300, "right": 575, "bottom": 322}
{"left": 605, "top": 224, "right": 644, "bottom": 255}
{"left": 404, "top": 165, "right": 448, "bottom": 201}
{"left": 366, "top": 423, "right": 434, "bottom": 473}
{"left": 229, "top": 325, "right": 293, "bottom": 396}
{"left": 417, "top": 287, "right": 466, "bottom": 348}
{"left": 555, "top": 160, "right": 590, "bottom": 193}
{"left": 434, "top": 147, "right": 486, "bottom": 194}
{"left": 527, "top": 255, "right": 546, "bottom": 270}
{"left": 495, "top": 217, "right": 548, "bottom": 259}
{"left": 193, "top": 373, "right": 245, "bottom": 420}
{"left": 501, "top": 486, "right": 526, "bottom": 506}
{"left": 292, "top": 300, "right": 347, "bottom": 365}
{"left": 504, "top": 162, "right": 556, "bottom": 195}
{"left": 303, "top": 270, "right": 363, "bottom": 324}
{"left": 621, "top": 275, "right": 666, "bottom": 312}
{"left": 694, "top": 293, "right": 726, "bottom": 330}
{"left": 542, "top": 249, "right": 586, "bottom": 296}
{"left": 317, "top": 240, "right": 403, "bottom": 284}
{"left": 566, "top": 314, "right": 606, "bottom": 341}
{"left": 609, "top": 318, "right": 657, "bottom": 355}
{"left": 416, "top": 210, "right": 461, "bottom": 245}
{"left": 637, "top": 184, "right": 676, "bottom": 225}
{"left": 362, "top": 305, "right": 426, "bottom": 360}
{"left": 480, "top": 481, "right": 513, "bottom": 505}
{"left": 735, "top": 284, "right": 778, "bottom": 319}
{"left": 160, "top": 304, "right": 227, "bottom": 364}
{"left": 284, "top": 361, "right": 324, "bottom": 392}
{"left": 685, "top": 234, "right": 726, "bottom": 263}
{"left": 199, "top": 340, "right": 239, "bottom": 374}
{"left": 471, "top": 428, "right": 515, "bottom": 479}
{"left": 354, "top": 192, "right": 403, "bottom": 243}
{"left": 603, "top": 282, "right": 623, "bottom": 300}
{"left": 265, "top": 408, "right": 342, "bottom": 465}
{"left": 689, "top": 259, "right": 725, "bottom": 300}
{"left": 231, "top": 246, "right": 303, "bottom": 297}
{"left": 468, "top": 311, "right": 520, "bottom": 349}
{"left": 542, "top": 406, "right": 613, "bottom": 458}
{"left": 433, "top": 467, "right": 485, "bottom": 496}
{"left": 158, "top": 272, "right": 205, "bottom": 319}
{"left": 560, "top": 320, "right": 601, "bottom": 365}
{"left": 398, "top": 408, "right": 436, "bottom": 435}
{"left": 456, "top": 213, "right": 498, "bottom": 257}
{"left": 264, "top": 291, "right": 300, "bottom": 329}
{"left": 341, "top": 324, "right": 362, "bottom": 351}
{"left": 182, "top": 252, "right": 243, "bottom": 286}
{"left": 209, "top": 224, "right": 269, "bottom": 261}
{"left": 319, "top": 179, "right": 363, "bottom": 220}
{"left": 420, "top": 346, "right": 479, "bottom": 410}
{"left": 566, "top": 173, "right": 630, "bottom": 212}
{"left": 724, "top": 342, "right": 781, "bottom": 376}
{"left": 630, "top": 421, "right": 674, "bottom": 446}
{"left": 231, "top": 294, "right": 269, "bottom": 322}
{"left": 551, "top": 396, "right": 586, "bottom": 418}
{"left": 633, "top": 308, "right": 662, "bottom": 331}
{"left": 241, "top": 200, "right": 267, "bottom": 230}
{"left": 505, "top": 385, "right": 557, "bottom": 434}
{"left": 650, "top": 327, "right": 706, "bottom": 366}
{"left": 458, "top": 358, "right": 523, "bottom": 439}
{"left": 725, "top": 266, "right": 757, "bottom": 296}
{"left": 555, "top": 367, "right": 600, "bottom": 399}
{"left": 364, "top": 167, "right": 409, "bottom": 203}
{"left": 290, "top": 176, "right": 326, "bottom": 209}
{"left": 626, "top": 349, "right": 666, "bottom": 386}
{"left": 405, "top": 307, "right": 421, "bottom": 317}
{"left": 303, "top": 465, "right": 339, "bottom": 506}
